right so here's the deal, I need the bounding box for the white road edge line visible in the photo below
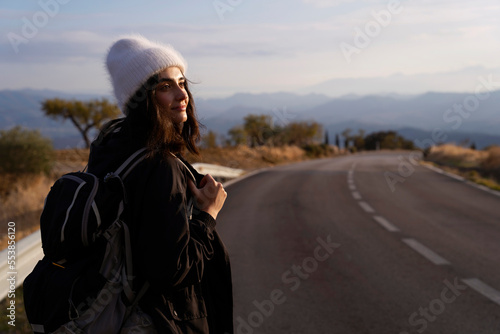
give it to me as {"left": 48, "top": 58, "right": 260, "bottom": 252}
{"left": 464, "top": 181, "right": 500, "bottom": 197}
{"left": 402, "top": 238, "right": 450, "bottom": 265}
{"left": 443, "top": 171, "right": 465, "bottom": 181}
{"left": 348, "top": 184, "right": 356, "bottom": 191}
{"left": 373, "top": 216, "right": 400, "bottom": 232}
{"left": 358, "top": 201, "right": 375, "bottom": 213}
{"left": 462, "top": 278, "right": 500, "bottom": 306}
{"left": 422, "top": 164, "right": 500, "bottom": 198}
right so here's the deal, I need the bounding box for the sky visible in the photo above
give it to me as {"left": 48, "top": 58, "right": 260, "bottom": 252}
{"left": 1, "top": 0, "right": 499, "bottom": 99}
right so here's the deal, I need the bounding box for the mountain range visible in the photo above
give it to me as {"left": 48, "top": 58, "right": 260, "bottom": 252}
{"left": 1, "top": 89, "right": 499, "bottom": 149}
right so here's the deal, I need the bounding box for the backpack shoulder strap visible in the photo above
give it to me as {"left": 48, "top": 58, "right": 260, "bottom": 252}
{"left": 115, "top": 147, "right": 148, "bottom": 179}
{"left": 102, "top": 148, "right": 147, "bottom": 205}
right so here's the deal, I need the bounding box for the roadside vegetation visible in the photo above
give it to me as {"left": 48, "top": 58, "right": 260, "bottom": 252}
{"left": 1, "top": 102, "right": 499, "bottom": 333}
{"left": 0, "top": 127, "right": 56, "bottom": 250}
{"left": 0, "top": 128, "right": 56, "bottom": 333}
{"left": 424, "top": 144, "right": 500, "bottom": 191}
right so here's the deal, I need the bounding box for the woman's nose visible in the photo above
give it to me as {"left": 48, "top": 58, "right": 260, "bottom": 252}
{"left": 176, "top": 87, "right": 188, "bottom": 100}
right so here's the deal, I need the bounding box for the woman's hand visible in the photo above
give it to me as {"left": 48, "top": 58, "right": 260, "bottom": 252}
{"left": 188, "top": 174, "right": 227, "bottom": 220}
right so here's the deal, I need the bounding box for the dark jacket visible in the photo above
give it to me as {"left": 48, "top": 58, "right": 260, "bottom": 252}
{"left": 87, "top": 119, "right": 233, "bottom": 334}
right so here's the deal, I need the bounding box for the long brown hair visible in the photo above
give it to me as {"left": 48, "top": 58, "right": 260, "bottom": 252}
{"left": 122, "top": 72, "right": 201, "bottom": 158}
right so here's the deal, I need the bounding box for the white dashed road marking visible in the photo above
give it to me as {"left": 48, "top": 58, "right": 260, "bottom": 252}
{"left": 349, "top": 160, "right": 500, "bottom": 309}
{"left": 462, "top": 278, "right": 500, "bottom": 306}
{"left": 358, "top": 201, "right": 375, "bottom": 213}
{"left": 373, "top": 215, "right": 400, "bottom": 232}
{"left": 402, "top": 238, "right": 450, "bottom": 265}
{"left": 352, "top": 191, "right": 362, "bottom": 200}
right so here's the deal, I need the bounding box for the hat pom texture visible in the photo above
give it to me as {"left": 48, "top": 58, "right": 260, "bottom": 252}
{"left": 106, "top": 34, "right": 187, "bottom": 112}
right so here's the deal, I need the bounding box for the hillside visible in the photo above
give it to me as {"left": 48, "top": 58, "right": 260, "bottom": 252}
{"left": 1, "top": 89, "right": 500, "bottom": 149}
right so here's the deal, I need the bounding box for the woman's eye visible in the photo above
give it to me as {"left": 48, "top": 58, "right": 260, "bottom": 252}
{"left": 158, "top": 84, "right": 170, "bottom": 90}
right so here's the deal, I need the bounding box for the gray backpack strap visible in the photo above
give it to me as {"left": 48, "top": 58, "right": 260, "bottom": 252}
{"left": 115, "top": 148, "right": 148, "bottom": 178}
{"left": 121, "top": 220, "right": 135, "bottom": 302}
{"left": 104, "top": 148, "right": 148, "bottom": 206}
{"left": 101, "top": 147, "right": 148, "bottom": 302}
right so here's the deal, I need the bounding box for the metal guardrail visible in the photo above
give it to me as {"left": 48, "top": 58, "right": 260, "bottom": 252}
{"left": 0, "top": 163, "right": 246, "bottom": 301}
{"left": 0, "top": 230, "right": 43, "bottom": 301}
{"left": 192, "top": 163, "right": 245, "bottom": 180}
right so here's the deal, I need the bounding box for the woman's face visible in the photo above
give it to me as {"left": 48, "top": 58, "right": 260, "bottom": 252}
{"left": 154, "top": 67, "right": 189, "bottom": 124}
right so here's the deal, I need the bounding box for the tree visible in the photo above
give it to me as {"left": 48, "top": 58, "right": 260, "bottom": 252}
{"left": 352, "top": 129, "right": 366, "bottom": 152}
{"left": 335, "top": 133, "right": 340, "bottom": 148}
{"left": 341, "top": 128, "right": 352, "bottom": 150}
{"left": 202, "top": 130, "right": 218, "bottom": 148}
{"left": 284, "top": 121, "right": 322, "bottom": 146}
{"left": 243, "top": 114, "right": 273, "bottom": 147}
{"left": 324, "top": 130, "right": 330, "bottom": 145}
{"left": 363, "top": 131, "right": 414, "bottom": 151}
{"left": 42, "top": 98, "right": 121, "bottom": 148}
{"left": 228, "top": 126, "right": 247, "bottom": 146}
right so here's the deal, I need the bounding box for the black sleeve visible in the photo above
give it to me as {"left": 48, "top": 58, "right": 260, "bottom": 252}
{"left": 135, "top": 156, "right": 217, "bottom": 290}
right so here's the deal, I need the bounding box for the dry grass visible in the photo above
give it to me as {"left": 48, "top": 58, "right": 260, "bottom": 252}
{"left": 425, "top": 144, "right": 500, "bottom": 190}
{"left": 0, "top": 149, "right": 88, "bottom": 250}
{"left": 426, "top": 144, "right": 488, "bottom": 168}
{"left": 53, "top": 148, "right": 89, "bottom": 175}
{"left": 0, "top": 174, "right": 53, "bottom": 250}
{"left": 481, "top": 146, "right": 500, "bottom": 182}
{"left": 185, "top": 145, "right": 308, "bottom": 170}
{"left": 482, "top": 146, "right": 500, "bottom": 170}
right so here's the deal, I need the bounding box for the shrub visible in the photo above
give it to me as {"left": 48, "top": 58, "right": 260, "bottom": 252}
{"left": 302, "top": 144, "right": 334, "bottom": 158}
{"left": 482, "top": 146, "right": 500, "bottom": 170}
{"left": 0, "top": 126, "right": 54, "bottom": 175}
{"left": 425, "top": 144, "right": 487, "bottom": 168}
{"left": 482, "top": 145, "right": 500, "bottom": 182}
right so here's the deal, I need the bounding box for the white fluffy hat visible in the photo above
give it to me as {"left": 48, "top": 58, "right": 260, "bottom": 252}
{"left": 106, "top": 34, "right": 187, "bottom": 112}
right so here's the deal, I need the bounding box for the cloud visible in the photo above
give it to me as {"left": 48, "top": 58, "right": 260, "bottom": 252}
{"left": 302, "top": 0, "right": 355, "bottom": 7}
{"left": 301, "top": 0, "right": 387, "bottom": 8}
{"left": 1, "top": 0, "right": 499, "bottom": 97}
{"left": 1, "top": 30, "right": 109, "bottom": 63}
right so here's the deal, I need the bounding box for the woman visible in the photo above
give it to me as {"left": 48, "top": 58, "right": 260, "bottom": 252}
{"left": 87, "top": 35, "right": 233, "bottom": 333}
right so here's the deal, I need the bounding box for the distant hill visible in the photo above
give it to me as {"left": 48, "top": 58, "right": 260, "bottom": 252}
{"left": 1, "top": 89, "right": 499, "bottom": 149}
{"left": 0, "top": 89, "right": 112, "bottom": 148}
{"left": 201, "top": 90, "right": 500, "bottom": 149}
{"left": 302, "top": 66, "right": 500, "bottom": 98}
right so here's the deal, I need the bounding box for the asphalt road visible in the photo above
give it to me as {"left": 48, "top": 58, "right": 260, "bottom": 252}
{"left": 217, "top": 152, "right": 500, "bottom": 334}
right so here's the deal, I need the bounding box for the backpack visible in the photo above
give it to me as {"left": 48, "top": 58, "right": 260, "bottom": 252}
{"left": 23, "top": 146, "right": 154, "bottom": 333}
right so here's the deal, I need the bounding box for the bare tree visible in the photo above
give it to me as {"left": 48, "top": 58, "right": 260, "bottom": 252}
{"left": 42, "top": 98, "right": 121, "bottom": 148}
